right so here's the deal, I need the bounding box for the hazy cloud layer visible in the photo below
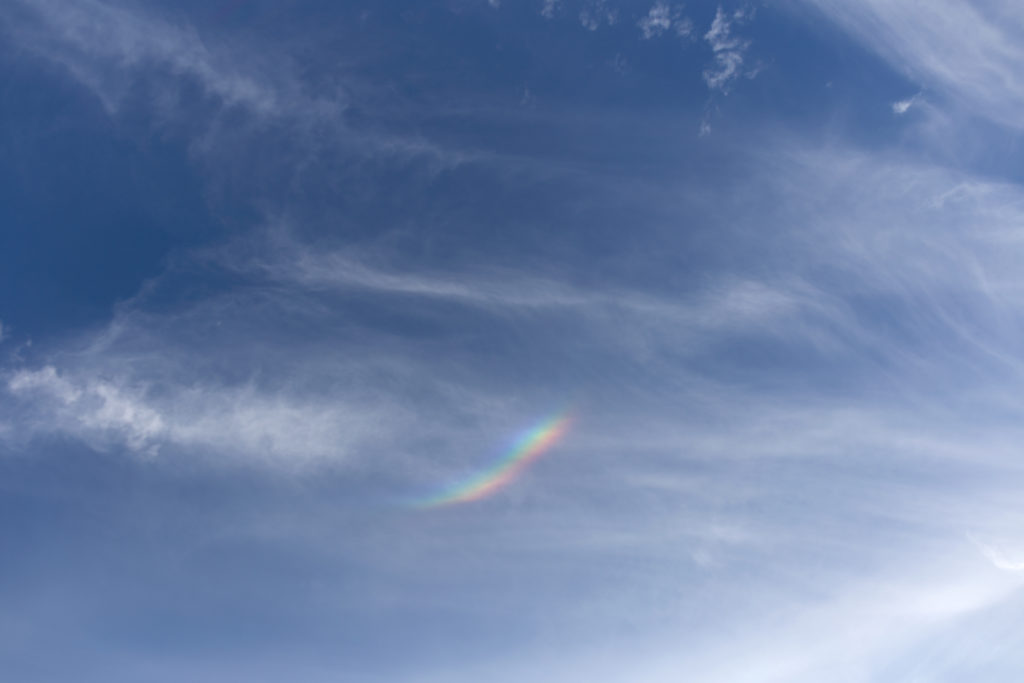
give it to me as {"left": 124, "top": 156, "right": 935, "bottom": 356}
{"left": 4, "top": 1, "right": 1024, "bottom": 681}
{"left": 799, "top": 0, "right": 1024, "bottom": 129}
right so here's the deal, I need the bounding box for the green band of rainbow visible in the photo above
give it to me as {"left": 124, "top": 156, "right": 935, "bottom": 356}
{"left": 415, "top": 410, "right": 574, "bottom": 508}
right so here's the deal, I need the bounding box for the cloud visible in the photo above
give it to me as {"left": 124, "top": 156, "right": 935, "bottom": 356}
{"left": 10, "top": 137, "right": 1024, "bottom": 485}
{"left": 972, "top": 536, "right": 1024, "bottom": 572}
{"left": 797, "top": 0, "right": 1024, "bottom": 130}
{"left": 702, "top": 6, "right": 754, "bottom": 92}
{"left": 9, "top": 366, "right": 165, "bottom": 455}
{"left": 579, "top": 0, "right": 617, "bottom": 31}
{"left": 8, "top": 3, "right": 1024, "bottom": 680}
{"left": 0, "top": 0, "right": 473, "bottom": 178}
{"left": 541, "top": 0, "right": 560, "bottom": 19}
{"left": 891, "top": 94, "right": 920, "bottom": 114}
{"left": 0, "top": 220, "right": 836, "bottom": 469}
{"left": 7, "top": 122, "right": 1024, "bottom": 678}
{"left": 1, "top": 0, "right": 293, "bottom": 116}
{"left": 637, "top": 2, "right": 692, "bottom": 40}
{"left": 210, "top": 225, "right": 832, "bottom": 354}
{"left": 10, "top": 122, "right": 1024, "bottom": 474}
{"left": 9, "top": 365, "right": 83, "bottom": 404}
{"left": 5, "top": 363, "right": 396, "bottom": 465}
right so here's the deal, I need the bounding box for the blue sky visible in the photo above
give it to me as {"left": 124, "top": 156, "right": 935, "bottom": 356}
{"left": 3, "top": 1, "right": 1024, "bottom": 680}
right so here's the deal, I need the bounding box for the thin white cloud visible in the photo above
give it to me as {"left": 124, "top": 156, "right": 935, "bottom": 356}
{"left": 637, "top": 2, "right": 692, "bottom": 40}
{"left": 675, "top": 16, "right": 694, "bottom": 38}
{"left": 892, "top": 95, "right": 918, "bottom": 114}
{"left": 9, "top": 366, "right": 165, "bottom": 455}
{"left": 541, "top": 0, "right": 560, "bottom": 19}
{"left": 0, "top": 0, "right": 473, "bottom": 174}
{"left": 9, "top": 365, "right": 83, "bottom": 405}
{"left": 798, "top": 0, "right": 1024, "bottom": 130}
{"left": 638, "top": 2, "right": 672, "bottom": 39}
{"left": 11, "top": 136, "right": 1024, "bottom": 475}
{"left": 3, "top": 0, "right": 292, "bottom": 116}
{"left": 401, "top": 517, "right": 1024, "bottom": 683}
{"left": 0, "top": 221, "right": 841, "bottom": 470}
{"left": 0, "top": 236, "right": 807, "bottom": 467}
{"left": 971, "top": 535, "right": 1024, "bottom": 572}
{"left": 8, "top": 3, "right": 1024, "bottom": 680}
{"left": 7, "top": 135, "right": 1024, "bottom": 680}
{"left": 579, "top": 0, "right": 617, "bottom": 31}
{"left": 702, "top": 6, "right": 753, "bottom": 92}
{"left": 5, "top": 364, "right": 393, "bottom": 464}
{"left": 212, "top": 225, "right": 825, "bottom": 348}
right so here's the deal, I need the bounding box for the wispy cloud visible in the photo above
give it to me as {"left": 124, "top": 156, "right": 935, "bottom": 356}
{"left": 2, "top": 0, "right": 295, "bottom": 116}
{"left": 0, "top": 222, "right": 832, "bottom": 469}
{"left": 5, "top": 362, "right": 401, "bottom": 466}
{"left": 7, "top": 132, "right": 1024, "bottom": 679}
{"left": 798, "top": 0, "right": 1024, "bottom": 129}
{"left": 702, "top": 6, "right": 754, "bottom": 93}
{"left": 9, "top": 366, "right": 166, "bottom": 455}
{"left": 891, "top": 93, "right": 921, "bottom": 115}
{"left": 971, "top": 535, "right": 1024, "bottom": 572}
{"left": 0, "top": 0, "right": 474, "bottom": 176}
{"left": 637, "top": 2, "right": 692, "bottom": 40}
{"left": 579, "top": 0, "right": 617, "bottom": 31}
{"left": 8, "top": 2, "right": 1024, "bottom": 679}
{"left": 10, "top": 138, "right": 1024, "bottom": 482}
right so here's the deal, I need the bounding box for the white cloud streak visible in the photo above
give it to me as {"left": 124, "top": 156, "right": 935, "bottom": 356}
{"left": 8, "top": 2, "right": 1024, "bottom": 679}
{"left": 637, "top": 2, "right": 692, "bottom": 40}
{"left": 0, "top": 225, "right": 831, "bottom": 469}
{"left": 0, "top": 0, "right": 474, "bottom": 174}
{"left": 218, "top": 227, "right": 808, "bottom": 323}
{"left": 9, "top": 136, "right": 1024, "bottom": 476}
{"left": 5, "top": 364, "right": 395, "bottom": 466}
{"left": 892, "top": 93, "right": 921, "bottom": 114}
{"left": 798, "top": 0, "right": 1024, "bottom": 129}
{"left": 2, "top": 0, "right": 294, "bottom": 116}
{"left": 6, "top": 134, "right": 1024, "bottom": 680}
{"left": 972, "top": 535, "right": 1024, "bottom": 572}
{"left": 702, "top": 6, "right": 753, "bottom": 92}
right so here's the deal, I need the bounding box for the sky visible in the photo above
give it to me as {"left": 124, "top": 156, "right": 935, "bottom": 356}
{"left": 3, "top": 1, "right": 1024, "bottom": 681}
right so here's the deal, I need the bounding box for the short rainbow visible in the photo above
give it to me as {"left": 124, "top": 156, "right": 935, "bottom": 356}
{"left": 415, "top": 410, "right": 574, "bottom": 508}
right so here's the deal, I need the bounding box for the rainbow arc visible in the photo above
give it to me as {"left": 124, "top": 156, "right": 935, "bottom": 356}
{"left": 415, "top": 409, "right": 574, "bottom": 508}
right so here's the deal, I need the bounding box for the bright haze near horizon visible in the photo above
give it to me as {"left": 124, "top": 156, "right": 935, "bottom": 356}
{"left": 3, "top": 1, "right": 1024, "bottom": 681}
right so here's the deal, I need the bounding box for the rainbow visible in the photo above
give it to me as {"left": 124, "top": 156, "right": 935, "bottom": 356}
{"left": 414, "top": 409, "right": 574, "bottom": 508}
